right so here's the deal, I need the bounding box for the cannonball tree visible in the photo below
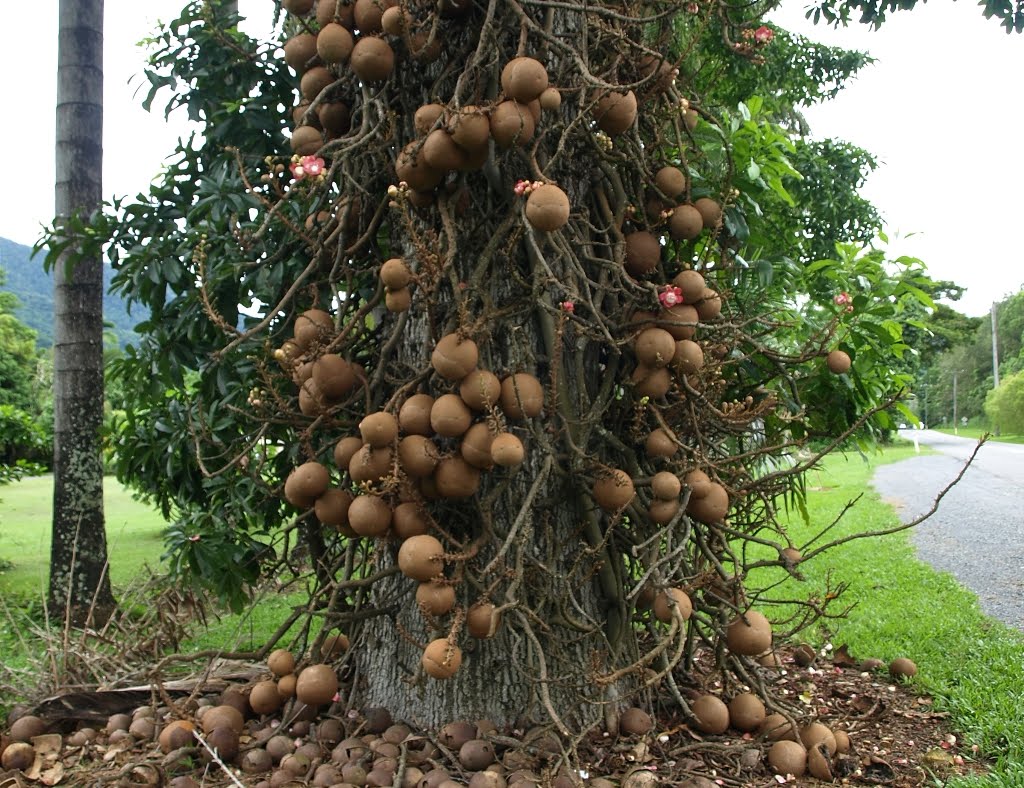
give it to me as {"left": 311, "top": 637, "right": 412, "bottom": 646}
{"left": 67, "top": 0, "right": 938, "bottom": 735}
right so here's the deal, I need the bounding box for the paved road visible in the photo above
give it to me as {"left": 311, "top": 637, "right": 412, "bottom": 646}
{"left": 871, "top": 429, "right": 1024, "bottom": 631}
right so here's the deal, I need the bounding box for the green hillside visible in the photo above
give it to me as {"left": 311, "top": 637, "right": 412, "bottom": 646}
{"left": 0, "top": 237, "right": 143, "bottom": 348}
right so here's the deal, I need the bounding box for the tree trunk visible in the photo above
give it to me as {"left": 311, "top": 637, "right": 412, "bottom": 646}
{"left": 49, "top": 0, "right": 114, "bottom": 626}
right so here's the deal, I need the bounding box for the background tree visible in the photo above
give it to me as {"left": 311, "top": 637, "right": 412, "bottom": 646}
{"left": 48, "top": 0, "right": 114, "bottom": 624}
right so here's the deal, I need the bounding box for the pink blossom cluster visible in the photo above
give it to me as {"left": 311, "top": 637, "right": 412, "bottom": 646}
{"left": 560, "top": 300, "right": 575, "bottom": 313}
{"left": 513, "top": 179, "right": 544, "bottom": 196}
{"left": 290, "top": 155, "right": 326, "bottom": 181}
{"left": 834, "top": 291, "right": 854, "bottom": 313}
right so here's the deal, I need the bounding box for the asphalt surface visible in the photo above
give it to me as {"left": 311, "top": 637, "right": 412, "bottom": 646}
{"left": 870, "top": 429, "right": 1024, "bottom": 631}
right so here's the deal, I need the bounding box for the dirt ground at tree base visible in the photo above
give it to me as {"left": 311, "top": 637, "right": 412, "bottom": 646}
{"left": 0, "top": 644, "right": 984, "bottom": 788}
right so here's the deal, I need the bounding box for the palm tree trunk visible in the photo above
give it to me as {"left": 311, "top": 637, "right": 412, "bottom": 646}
{"left": 49, "top": 0, "right": 115, "bottom": 626}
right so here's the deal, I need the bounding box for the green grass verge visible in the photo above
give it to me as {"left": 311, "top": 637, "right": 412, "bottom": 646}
{"left": 933, "top": 427, "right": 1024, "bottom": 444}
{"left": 749, "top": 444, "right": 1024, "bottom": 784}
{"left": 0, "top": 475, "right": 168, "bottom": 600}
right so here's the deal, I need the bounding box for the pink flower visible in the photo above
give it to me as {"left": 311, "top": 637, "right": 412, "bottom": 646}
{"left": 754, "top": 26, "right": 774, "bottom": 44}
{"left": 514, "top": 179, "right": 531, "bottom": 196}
{"left": 188, "top": 534, "right": 201, "bottom": 542}
{"left": 290, "top": 155, "right": 326, "bottom": 182}
{"left": 659, "top": 286, "right": 683, "bottom": 308}
{"left": 833, "top": 291, "right": 851, "bottom": 306}
{"left": 302, "top": 155, "right": 325, "bottom": 176}
{"left": 561, "top": 300, "right": 575, "bottom": 313}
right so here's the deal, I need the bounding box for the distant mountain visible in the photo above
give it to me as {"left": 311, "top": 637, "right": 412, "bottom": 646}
{"left": 0, "top": 236, "right": 143, "bottom": 349}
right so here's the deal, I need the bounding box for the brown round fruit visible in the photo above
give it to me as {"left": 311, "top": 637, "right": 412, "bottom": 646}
{"left": 767, "top": 740, "right": 807, "bottom": 777}
{"left": 283, "top": 33, "right": 317, "bottom": 72}
{"left": 2, "top": 742, "right": 35, "bottom": 771}
{"left": 460, "top": 422, "right": 495, "bottom": 470}
{"left": 291, "top": 124, "right": 324, "bottom": 156}
{"left": 294, "top": 308, "right": 333, "bottom": 348}
{"left": 593, "top": 469, "right": 635, "bottom": 511}
{"left": 651, "top": 471, "right": 681, "bottom": 500}
{"left": 317, "top": 23, "right": 354, "bottom": 63}
{"left": 668, "top": 204, "right": 703, "bottom": 241}
{"left": 398, "top": 435, "right": 440, "bottom": 478}
{"left": 654, "top": 166, "right": 686, "bottom": 199}
{"left": 695, "top": 288, "right": 722, "bottom": 321}
{"left": 385, "top": 287, "right": 412, "bottom": 312}
{"left": 348, "top": 494, "right": 392, "bottom": 537}
{"left": 725, "top": 610, "right": 773, "bottom": 656}
{"left": 889, "top": 657, "right": 917, "bottom": 679}
{"left": 249, "top": 680, "right": 283, "bottom": 716}
{"left": 490, "top": 101, "right": 535, "bottom": 149}
{"left": 360, "top": 411, "right": 399, "bottom": 448}
{"left": 423, "top": 129, "right": 468, "bottom": 172}
{"left": 760, "top": 713, "right": 797, "bottom": 741}
{"left": 432, "top": 333, "right": 479, "bottom": 380}
{"left": 398, "top": 534, "right": 445, "bottom": 581}
{"left": 300, "top": 65, "right": 335, "bottom": 101}
{"left": 800, "top": 722, "right": 837, "bottom": 756}
{"left": 501, "top": 57, "right": 549, "bottom": 103}
{"left": 686, "top": 481, "right": 728, "bottom": 523}
{"left": 593, "top": 90, "right": 637, "bottom": 135}
{"left": 354, "top": 0, "right": 396, "bottom": 32}
{"left": 653, "top": 588, "right": 692, "bottom": 623}
{"left": 158, "top": 720, "right": 195, "bottom": 754}
{"left": 466, "top": 602, "right": 500, "bottom": 638}
{"left": 499, "top": 373, "right": 544, "bottom": 419}
{"left": 422, "top": 639, "right": 462, "bottom": 679}
{"left": 268, "top": 649, "right": 296, "bottom": 677}
{"left": 525, "top": 184, "right": 571, "bottom": 232}
{"left": 694, "top": 197, "right": 722, "bottom": 229}
{"left": 295, "top": 664, "right": 339, "bottom": 707}
{"left": 431, "top": 394, "right": 473, "bottom": 438}
{"left": 434, "top": 457, "right": 481, "bottom": 498}
{"left": 350, "top": 37, "right": 395, "bottom": 82}
{"left": 459, "top": 369, "right": 501, "bottom": 411}
{"left": 490, "top": 432, "right": 525, "bottom": 467}
{"left": 313, "top": 354, "right": 357, "bottom": 399}
{"left": 623, "top": 231, "right": 661, "bottom": 278}
{"left": 659, "top": 303, "right": 698, "bottom": 340}
{"left": 728, "top": 693, "right": 766, "bottom": 732}
{"left": 392, "top": 501, "right": 431, "bottom": 539}
{"left": 673, "top": 340, "right": 704, "bottom": 375}
{"left": 9, "top": 715, "right": 45, "bottom": 742}
{"left": 644, "top": 428, "right": 677, "bottom": 458}
{"left": 416, "top": 581, "right": 456, "bottom": 616}
{"left": 648, "top": 497, "right": 680, "bottom": 525}
{"left": 827, "top": 349, "right": 851, "bottom": 374}
{"left": 619, "top": 707, "right": 653, "bottom": 736}
{"left": 319, "top": 101, "right": 352, "bottom": 135}
{"left": 539, "top": 87, "right": 561, "bottom": 111}
{"left": 690, "top": 695, "right": 729, "bottom": 734}
{"left": 399, "top": 393, "right": 435, "bottom": 435}
{"left": 414, "top": 103, "right": 446, "bottom": 136}
{"left": 672, "top": 270, "right": 706, "bottom": 303}
{"left": 348, "top": 445, "right": 393, "bottom": 483}
{"left": 284, "top": 462, "right": 330, "bottom": 509}
{"left": 380, "top": 257, "right": 412, "bottom": 290}
{"left": 201, "top": 705, "right": 244, "bottom": 735}
{"left": 635, "top": 327, "right": 676, "bottom": 368}
{"left": 449, "top": 106, "right": 490, "bottom": 152}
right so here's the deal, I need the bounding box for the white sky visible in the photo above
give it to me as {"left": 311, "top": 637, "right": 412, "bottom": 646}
{"left": 0, "top": 0, "right": 1020, "bottom": 317}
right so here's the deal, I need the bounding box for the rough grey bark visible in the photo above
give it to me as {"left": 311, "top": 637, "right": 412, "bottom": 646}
{"left": 49, "top": 0, "right": 115, "bottom": 625}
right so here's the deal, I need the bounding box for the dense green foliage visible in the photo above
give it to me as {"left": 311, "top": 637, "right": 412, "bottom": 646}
{"left": 918, "top": 289, "right": 1024, "bottom": 428}
{"left": 808, "top": 0, "right": 1024, "bottom": 33}
{"left": 985, "top": 369, "right": 1024, "bottom": 433}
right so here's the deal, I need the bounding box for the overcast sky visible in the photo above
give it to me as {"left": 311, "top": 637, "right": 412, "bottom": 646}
{"left": 0, "top": 0, "right": 1020, "bottom": 318}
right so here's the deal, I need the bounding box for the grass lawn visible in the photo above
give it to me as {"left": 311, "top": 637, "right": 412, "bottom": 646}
{"left": 748, "top": 443, "right": 1024, "bottom": 784}
{"left": 933, "top": 426, "right": 1024, "bottom": 444}
{"left": 0, "top": 475, "right": 168, "bottom": 600}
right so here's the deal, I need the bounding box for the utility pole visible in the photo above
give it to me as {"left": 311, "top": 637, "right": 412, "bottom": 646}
{"left": 992, "top": 302, "right": 1000, "bottom": 436}
{"left": 952, "top": 371, "right": 958, "bottom": 435}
